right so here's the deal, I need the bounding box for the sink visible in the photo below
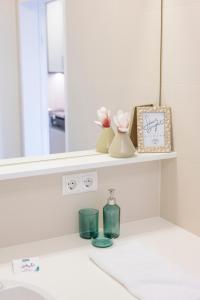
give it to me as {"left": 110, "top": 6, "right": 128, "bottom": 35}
{"left": 0, "top": 281, "right": 55, "bottom": 300}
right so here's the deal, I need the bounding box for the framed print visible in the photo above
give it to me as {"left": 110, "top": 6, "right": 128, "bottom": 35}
{"left": 129, "top": 104, "right": 154, "bottom": 147}
{"left": 137, "top": 106, "right": 172, "bottom": 153}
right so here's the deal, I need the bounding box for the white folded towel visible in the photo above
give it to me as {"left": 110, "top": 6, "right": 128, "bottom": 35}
{"left": 90, "top": 242, "right": 200, "bottom": 300}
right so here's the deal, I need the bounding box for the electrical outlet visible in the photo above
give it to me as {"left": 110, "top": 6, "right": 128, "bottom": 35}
{"left": 62, "top": 172, "right": 98, "bottom": 195}
{"left": 81, "top": 172, "right": 98, "bottom": 192}
{"left": 62, "top": 174, "right": 81, "bottom": 195}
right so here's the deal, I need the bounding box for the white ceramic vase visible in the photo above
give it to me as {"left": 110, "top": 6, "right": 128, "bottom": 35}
{"left": 109, "top": 132, "right": 136, "bottom": 158}
{"left": 96, "top": 127, "right": 115, "bottom": 153}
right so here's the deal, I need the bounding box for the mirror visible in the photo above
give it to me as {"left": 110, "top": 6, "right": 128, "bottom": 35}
{"left": 0, "top": 0, "right": 161, "bottom": 160}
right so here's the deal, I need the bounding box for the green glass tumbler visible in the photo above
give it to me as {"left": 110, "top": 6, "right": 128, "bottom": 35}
{"left": 79, "top": 208, "right": 99, "bottom": 239}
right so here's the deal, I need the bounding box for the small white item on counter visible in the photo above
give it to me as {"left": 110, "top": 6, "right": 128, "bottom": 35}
{"left": 12, "top": 257, "right": 40, "bottom": 273}
{"left": 90, "top": 242, "right": 200, "bottom": 300}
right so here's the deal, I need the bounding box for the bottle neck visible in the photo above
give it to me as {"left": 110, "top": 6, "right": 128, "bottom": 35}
{"left": 107, "top": 188, "right": 116, "bottom": 205}
{"left": 108, "top": 199, "right": 116, "bottom": 205}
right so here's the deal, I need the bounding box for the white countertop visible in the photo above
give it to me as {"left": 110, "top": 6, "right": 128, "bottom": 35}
{"left": 0, "top": 217, "right": 200, "bottom": 300}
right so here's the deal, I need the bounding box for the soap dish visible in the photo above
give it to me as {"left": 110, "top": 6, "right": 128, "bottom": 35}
{"left": 91, "top": 233, "right": 113, "bottom": 248}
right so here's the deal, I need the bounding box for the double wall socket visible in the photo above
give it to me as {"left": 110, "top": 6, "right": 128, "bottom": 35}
{"left": 63, "top": 172, "right": 98, "bottom": 195}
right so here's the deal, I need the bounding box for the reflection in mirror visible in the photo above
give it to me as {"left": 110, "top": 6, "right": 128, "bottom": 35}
{"left": 19, "top": 0, "right": 65, "bottom": 157}
{"left": 0, "top": 0, "right": 161, "bottom": 160}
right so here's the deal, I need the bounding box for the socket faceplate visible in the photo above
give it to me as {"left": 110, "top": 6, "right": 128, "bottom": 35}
{"left": 63, "top": 172, "right": 98, "bottom": 195}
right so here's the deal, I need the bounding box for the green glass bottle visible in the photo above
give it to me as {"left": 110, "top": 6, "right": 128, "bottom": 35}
{"left": 103, "top": 189, "right": 120, "bottom": 239}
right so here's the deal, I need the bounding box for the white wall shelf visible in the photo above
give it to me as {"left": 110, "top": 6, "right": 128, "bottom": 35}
{"left": 0, "top": 151, "right": 177, "bottom": 181}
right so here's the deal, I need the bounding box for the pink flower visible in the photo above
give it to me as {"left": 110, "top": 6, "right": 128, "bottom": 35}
{"left": 94, "top": 107, "right": 111, "bottom": 128}
{"left": 113, "top": 110, "right": 130, "bottom": 133}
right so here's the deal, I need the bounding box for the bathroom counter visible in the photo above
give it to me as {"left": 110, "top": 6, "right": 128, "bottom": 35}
{"left": 0, "top": 217, "right": 200, "bottom": 299}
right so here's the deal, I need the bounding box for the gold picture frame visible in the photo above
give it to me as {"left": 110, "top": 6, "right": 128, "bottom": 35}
{"left": 137, "top": 106, "right": 172, "bottom": 153}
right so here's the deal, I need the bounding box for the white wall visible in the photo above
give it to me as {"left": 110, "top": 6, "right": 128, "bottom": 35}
{"left": 46, "top": 0, "right": 64, "bottom": 73}
{"left": 0, "top": 0, "right": 22, "bottom": 159}
{"left": 48, "top": 74, "right": 65, "bottom": 110}
{"left": 161, "top": 0, "right": 200, "bottom": 235}
{"left": 19, "top": 0, "right": 49, "bottom": 157}
{"left": 65, "top": 0, "right": 161, "bottom": 151}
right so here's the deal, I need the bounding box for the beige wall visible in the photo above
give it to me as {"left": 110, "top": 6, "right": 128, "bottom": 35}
{"left": 0, "top": 162, "right": 160, "bottom": 248}
{"left": 0, "top": 0, "right": 22, "bottom": 158}
{"left": 161, "top": 0, "right": 200, "bottom": 235}
{"left": 65, "top": 0, "right": 161, "bottom": 151}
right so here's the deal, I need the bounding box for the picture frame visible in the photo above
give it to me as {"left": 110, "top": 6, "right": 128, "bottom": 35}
{"left": 137, "top": 106, "right": 172, "bottom": 153}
